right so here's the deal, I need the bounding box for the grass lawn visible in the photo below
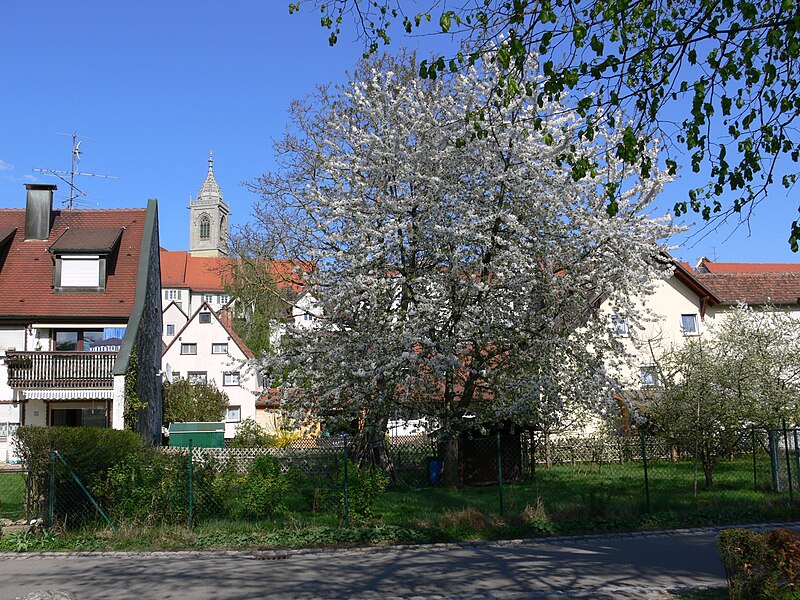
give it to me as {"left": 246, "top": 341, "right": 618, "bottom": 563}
{"left": 0, "top": 472, "right": 25, "bottom": 518}
{"left": 2, "top": 455, "right": 798, "bottom": 553}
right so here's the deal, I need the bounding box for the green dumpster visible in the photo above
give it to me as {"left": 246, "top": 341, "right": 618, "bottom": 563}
{"left": 168, "top": 422, "right": 225, "bottom": 448}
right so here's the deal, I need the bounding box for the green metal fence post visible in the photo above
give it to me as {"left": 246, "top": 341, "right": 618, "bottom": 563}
{"left": 640, "top": 429, "right": 651, "bottom": 513}
{"left": 784, "top": 419, "right": 794, "bottom": 503}
{"left": 752, "top": 427, "right": 758, "bottom": 492}
{"left": 188, "top": 439, "right": 194, "bottom": 530}
{"left": 48, "top": 443, "right": 55, "bottom": 526}
{"left": 793, "top": 429, "right": 800, "bottom": 493}
{"left": 343, "top": 440, "right": 349, "bottom": 529}
{"left": 53, "top": 451, "right": 115, "bottom": 530}
{"left": 497, "top": 431, "right": 505, "bottom": 517}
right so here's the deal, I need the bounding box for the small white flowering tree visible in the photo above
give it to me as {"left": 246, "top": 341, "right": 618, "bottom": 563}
{"left": 642, "top": 304, "right": 800, "bottom": 488}
{"left": 241, "top": 51, "right": 675, "bottom": 483}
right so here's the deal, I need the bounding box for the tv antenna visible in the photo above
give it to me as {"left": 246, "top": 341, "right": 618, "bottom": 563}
{"left": 33, "top": 132, "right": 117, "bottom": 208}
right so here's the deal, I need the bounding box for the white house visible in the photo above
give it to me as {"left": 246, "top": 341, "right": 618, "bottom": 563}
{"left": 0, "top": 185, "right": 163, "bottom": 462}
{"left": 162, "top": 302, "right": 259, "bottom": 438}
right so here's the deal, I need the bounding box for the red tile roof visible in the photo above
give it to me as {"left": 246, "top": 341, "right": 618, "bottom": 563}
{"left": 0, "top": 208, "right": 146, "bottom": 320}
{"left": 698, "top": 259, "right": 800, "bottom": 273}
{"left": 694, "top": 272, "right": 800, "bottom": 305}
{"left": 160, "top": 250, "right": 309, "bottom": 293}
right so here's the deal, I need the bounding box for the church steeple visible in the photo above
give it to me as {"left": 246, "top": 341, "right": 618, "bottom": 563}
{"left": 189, "top": 150, "right": 229, "bottom": 257}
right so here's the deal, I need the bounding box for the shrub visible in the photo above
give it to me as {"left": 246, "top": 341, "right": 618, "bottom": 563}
{"left": 15, "top": 426, "right": 145, "bottom": 520}
{"left": 229, "top": 418, "right": 279, "bottom": 449}
{"left": 99, "top": 449, "right": 227, "bottom": 525}
{"left": 335, "top": 460, "right": 389, "bottom": 524}
{"left": 230, "top": 455, "right": 290, "bottom": 520}
{"left": 719, "top": 528, "right": 800, "bottom": 599}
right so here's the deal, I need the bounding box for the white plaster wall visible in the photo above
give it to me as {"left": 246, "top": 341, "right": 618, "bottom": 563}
{"left": 162, "top": 312, "right": 257, "bottom": 438}
{"left": 162, "top": 303, "right": 189, "bottom": 345}
{"left": 603, "top": 276, "right": 707, "bottom": 387}
{"left": 0, "top": 327, "right": 26, "bottom": 402}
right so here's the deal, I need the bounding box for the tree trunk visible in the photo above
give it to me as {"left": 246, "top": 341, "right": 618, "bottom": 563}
{"left": 702, "top": 457, "right": 714, "bottom": 488}
{"left": 440, "top": 435, "right": 461, "bottom": 487}
{"left": 544, "top": 431, "right": 553, "bottom": 469}
{"left": 351, "top": 419, "right": 400, "bottom": 485}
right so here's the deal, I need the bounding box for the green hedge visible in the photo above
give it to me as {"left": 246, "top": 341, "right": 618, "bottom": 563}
{"left": 15, "top": 426, "right": 146, "bottom": 519}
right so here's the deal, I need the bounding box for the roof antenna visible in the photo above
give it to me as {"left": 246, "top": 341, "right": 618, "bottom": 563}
{"left": 33, "top": 132, "right": 118, "bottom": 208}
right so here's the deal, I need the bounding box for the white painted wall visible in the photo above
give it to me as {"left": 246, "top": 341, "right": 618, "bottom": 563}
{"left": 162, "top": 308, "right": 257, "bottom": 438}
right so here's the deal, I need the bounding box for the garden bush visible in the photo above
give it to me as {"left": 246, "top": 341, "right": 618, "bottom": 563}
{"left": 719, "top": 527, "right": 800, "bottom": 599}
{"left": 335, "top": 460, "right": 389, "bottom": 524}
{"left": 229, "top": 455, "right": 290, "bottom": 520}
{"left": 15, "top": 426, "right": 145, "bottom": 519}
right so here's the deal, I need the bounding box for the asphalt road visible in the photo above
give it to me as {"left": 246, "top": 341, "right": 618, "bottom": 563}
{"left": 0, "top": 530, "right": 728, "bottom": 599}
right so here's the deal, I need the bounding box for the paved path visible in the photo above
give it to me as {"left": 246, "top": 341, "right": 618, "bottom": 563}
{"left": 0, "top": 527, "right": 737, "bottom": 599}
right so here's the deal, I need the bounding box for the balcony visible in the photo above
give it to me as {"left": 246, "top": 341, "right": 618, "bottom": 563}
{"left": 6, "top": 351, "right": 116, "bottom": 389}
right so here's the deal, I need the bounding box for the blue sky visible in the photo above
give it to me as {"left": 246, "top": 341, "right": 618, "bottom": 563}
{"left": 1, "top": 1, "right": 798, "bottom": 265}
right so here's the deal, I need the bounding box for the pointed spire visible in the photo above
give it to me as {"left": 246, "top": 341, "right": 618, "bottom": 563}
{"left": 196, "top": 149, "right": 224, "bottom": 204}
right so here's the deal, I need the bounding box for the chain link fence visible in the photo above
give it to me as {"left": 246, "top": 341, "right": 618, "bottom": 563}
{"left": 9, "top": 426, "right": 800, "bottom": 532}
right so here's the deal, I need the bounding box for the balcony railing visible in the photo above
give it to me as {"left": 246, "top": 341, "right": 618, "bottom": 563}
{"left": 6, "top": 351, "right": 116, "bottom": 389}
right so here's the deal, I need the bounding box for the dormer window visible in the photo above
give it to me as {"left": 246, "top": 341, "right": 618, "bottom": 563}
{"left": 60, "top": 255, "right": 101, "bottom": 288}
{"left": 49, "top": 227, "right": 122, "bottom": 293}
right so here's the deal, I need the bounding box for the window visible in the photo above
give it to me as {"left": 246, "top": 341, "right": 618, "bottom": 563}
{"left": 199, "top": 215, "right": 211, "bottom": 240}
{"left": 180, "top": 343, "right": 197, "bottom": 355}
{"left": 223, "top": 371, "right": 240, "bottom": 386}
{"left": 610, "top": 314, "right": 629, "bottom": 337}
{"left": 199, "top": 312, "right": 211, "bottom": 324}
{"left": 166, "top": 324, "right": 175, "bottom": 336}
{"left": 54, "top": 329, "right": 103, "bottom": 352}
{"left": 640, "top": 366, "right": 660, "bottom": 387}
{"left": 225, "top": 406, "right": 241, "bottom": 422}
{"left": 60, "top": 255, "right": 101, "bottom": 288}
{"left": 303, "top": 313, "right": 313, "bottom": 321}
{"left": 165, "top": 289, "right": 182, "bottom": 300}
{"left": 219, "top": 294, "right": 229, "bottom": 305}
{"left": 203, "top": 293, "right": 214, "bottom": 303}
{"left": 212, "top": 343, "right": 228, "bottom": 354}
{"left": 188, "top": 371, "right": 207, "bottom": 384}
{"left": 681, "top": 313, "right": 699, "bottom": 335}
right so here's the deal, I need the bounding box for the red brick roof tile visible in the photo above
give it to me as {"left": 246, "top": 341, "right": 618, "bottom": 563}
{"left": 694, "top": 272, "right": 800, "bottom": 305}
{"left": 698, "top": 259, "right": 800, "bottom": 273}
{"left": 160, "top": 250, "right": 309, "bottom": 293}
{"left": 0, "top": 208, "right": 146, "bottom": 320}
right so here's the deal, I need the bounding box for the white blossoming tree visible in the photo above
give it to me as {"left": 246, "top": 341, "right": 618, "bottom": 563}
{"left": 241, "top": 51, "right": 676, "bottom": 484}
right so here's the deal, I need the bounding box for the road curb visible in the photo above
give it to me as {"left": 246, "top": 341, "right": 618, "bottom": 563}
{"left": 1, "top": 520, "right": 799, "bottom": 561}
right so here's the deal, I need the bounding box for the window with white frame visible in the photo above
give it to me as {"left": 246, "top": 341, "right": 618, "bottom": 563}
{"left": 223, "top": 371, "right": 240, "bottom": 386}
{"left": 203, "top": 293, "right": 214, "bottom": 303}
{"left": 640, "top": 365, "right": 660, "bottom": 387}
{"left": 681, "top": 313, "right": 699, "bottom": 335}
{"left": 219, "top": 294, "right": 229, "bottom": 305}
{"left": 166, "top": 324, "right": 175, "bottom": 336}
{"left": 225, "top": 405, "right": 241, "bottom": 422}
{"left": 303, "top": 313, "right": 313, "bottom": 321}
{"left": 212, "top": 343, "right": 228, "bottom": 354}
{"left": 188, "top": 371, "right": 207, "bottom": 384}
{"left": 180, "top": 343, "right": 197, "bottom": 355}
{"left": 610, "top": 314, "right": 629, "bottom": 337}
{"left": 165, "top": 289, "right": 182, "bottom": 300}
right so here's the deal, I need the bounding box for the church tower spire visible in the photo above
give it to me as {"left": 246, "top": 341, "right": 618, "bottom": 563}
{"left": 189, "top": 150, "right": 229, "bottom": 257}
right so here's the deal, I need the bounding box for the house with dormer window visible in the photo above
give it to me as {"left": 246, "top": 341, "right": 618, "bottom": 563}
{"left": 0, "top": 184, "right": 163, "bottom": 462}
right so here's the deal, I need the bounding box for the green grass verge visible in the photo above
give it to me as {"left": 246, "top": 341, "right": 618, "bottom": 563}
{"left": 3, "top": 455, "right": 798, "bottom": 553}
{"left": 0, "top": 472, "right": 25, "bottom": 518}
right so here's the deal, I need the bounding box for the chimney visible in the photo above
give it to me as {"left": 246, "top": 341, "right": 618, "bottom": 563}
{"left": 24, "top": 184, "right": 57, "bottom": 241}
